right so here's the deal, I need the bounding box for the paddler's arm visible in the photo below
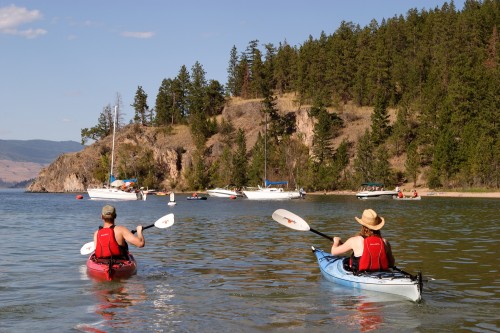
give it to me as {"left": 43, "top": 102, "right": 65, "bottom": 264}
{"left": 121, "top": 225, "right": 145, "bottom": 248}
{"left": 331, "top": 236, "right": 353, "bottom": 256}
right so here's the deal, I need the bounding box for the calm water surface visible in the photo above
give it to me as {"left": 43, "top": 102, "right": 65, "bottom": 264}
{"left": 0, "top": 189, "right": 498, "bottom": 332}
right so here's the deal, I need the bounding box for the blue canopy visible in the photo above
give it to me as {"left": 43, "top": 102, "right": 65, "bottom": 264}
{"left": 265, "top": 179, "right": 288, "bottom": 187}
{"left": 110, "top": 175, "right": 137, "bottom": 184}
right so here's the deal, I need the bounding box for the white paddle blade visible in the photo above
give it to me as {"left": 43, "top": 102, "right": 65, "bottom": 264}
{"left": 154, "top": 213, "right": 175, "bottom": 229}
{"left": 80, "top": 241, "right": 95, "bottom": 255}
{"left": 272, "top": 209, "right": 310, "bottom": 231}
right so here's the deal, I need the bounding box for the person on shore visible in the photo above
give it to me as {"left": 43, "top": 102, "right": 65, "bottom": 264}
{"left": 398, "top": 190, "right": 404, "bottom": 198}
{"left": 93, "top": 205, "right": 145, "bottom": 259}
{"left": 412, "top": 189, "right": 419, "bottom": 198}
{"left": 331, "top": 209, "right": 395, "bottom": 272}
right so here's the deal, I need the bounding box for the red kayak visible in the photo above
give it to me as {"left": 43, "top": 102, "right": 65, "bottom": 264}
{"left": 86, "top": 253, "right": 137, "bottom": 280}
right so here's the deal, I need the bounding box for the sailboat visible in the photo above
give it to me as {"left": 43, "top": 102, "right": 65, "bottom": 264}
{"left": 167, "top": 192, "right": 177, "bottom": 206}
{"left": 242, "top": 113, "right": 304, "bottom": 200}
{"left": 87, "top": 106, "right": 145, "bottom": 201}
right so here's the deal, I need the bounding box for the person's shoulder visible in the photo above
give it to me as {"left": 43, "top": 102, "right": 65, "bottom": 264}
{"left": 348, "top": 235, "right": 363, "bottom": 243}
{"left": 114, "top": 225, "right": 130, "bottom": 232}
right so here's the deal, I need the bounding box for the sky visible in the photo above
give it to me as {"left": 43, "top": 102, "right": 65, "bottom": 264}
{"left": 0, "top": 0, "right": 464, "bottom": 142}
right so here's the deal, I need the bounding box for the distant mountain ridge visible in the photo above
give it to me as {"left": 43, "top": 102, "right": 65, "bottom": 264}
{"left": 0, "top": 139, "right": 83, "bottom": 164}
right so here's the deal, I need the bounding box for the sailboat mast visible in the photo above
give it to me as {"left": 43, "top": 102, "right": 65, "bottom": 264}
{"left": 264, "top": 112, "right": 267, "bottom": 186}
{"left": 109, "top": 105, "right": 117, "bottom": 187}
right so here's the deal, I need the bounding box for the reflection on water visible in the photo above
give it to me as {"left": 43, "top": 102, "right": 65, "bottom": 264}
{"left": 0, "top": 191, "right": 498, "bottom": 332}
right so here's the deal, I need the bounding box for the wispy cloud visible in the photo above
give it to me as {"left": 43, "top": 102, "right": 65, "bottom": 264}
{"left": 121, "top": 31, "right": 155, "bottom": 39}
{"left": 0, "top": 5, "right": 47, "bottom": 38}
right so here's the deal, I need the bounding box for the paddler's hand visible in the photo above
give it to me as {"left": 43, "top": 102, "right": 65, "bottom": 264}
{"left": 136, "top": 225, "right": 143, "bottom": 234}
{"left": 333, "top": 237, "right": 342, "bottom": 246}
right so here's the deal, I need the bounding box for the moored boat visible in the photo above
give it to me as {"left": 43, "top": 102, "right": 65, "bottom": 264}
{"left": 207, "top": 185, "right": 243, "bottom": 198}
{"left": 86, "top": 253, "right": 137, "bottom": 280}
{"left": 356, "top": 182, "right": 398, "bottom": 199}
{"left": 312, "top": 247, "right": 422, "bottom": 302}
{"left": 187, "top": 196, "right": 207, "bottom": 200}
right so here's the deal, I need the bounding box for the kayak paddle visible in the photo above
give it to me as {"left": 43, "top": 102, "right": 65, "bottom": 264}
{"left": 272, "top": 209, "right": 333, "bottom": 241}
{"left": 80, "top": 213, "right": 175, "bottom": 255}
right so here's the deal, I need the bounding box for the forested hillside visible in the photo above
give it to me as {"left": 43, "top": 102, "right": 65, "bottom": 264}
{"left": 81, "top": 1, "right": 498, "bottom": 191}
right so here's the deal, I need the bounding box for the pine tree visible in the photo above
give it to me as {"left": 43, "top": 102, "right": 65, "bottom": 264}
{"left": 354, "top": 129, "right": 375, "bottom": 182}
{"left": 232, "top": 129, "right": 248, "bottom": 187}
{"left": 132, "top": 86, "right": 149, "bottom": 125}
{"left": 189, "top": 61, "right": 208, "bottom": 148}
{"left": 405, "top": 141, "right": 420, "bottom": 186}
{"left": 227, "top": 45, "right": 238, "bottom": 96}
{"left": 371, "top": 92, "right": 391, "bottom": 145}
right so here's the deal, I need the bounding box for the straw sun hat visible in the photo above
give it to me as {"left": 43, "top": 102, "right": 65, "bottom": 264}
{"left": 355, "top": 209, "right": 385, "bottom": 230}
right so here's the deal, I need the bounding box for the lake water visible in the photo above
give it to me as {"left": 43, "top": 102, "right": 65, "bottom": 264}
{"left": 0, "top": 189, "right": 498, "bottom": 332}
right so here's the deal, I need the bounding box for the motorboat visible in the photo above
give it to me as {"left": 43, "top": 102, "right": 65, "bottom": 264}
{"left": 207, "top": 185, "right": 243, "bottom": 198}
{"left": 356, "top": 182, "right": 397, "bottom": 199}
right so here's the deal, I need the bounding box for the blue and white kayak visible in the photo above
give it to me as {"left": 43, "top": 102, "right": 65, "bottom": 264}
{"left": 312, "top": 247, "right": 422, "bottom": 302}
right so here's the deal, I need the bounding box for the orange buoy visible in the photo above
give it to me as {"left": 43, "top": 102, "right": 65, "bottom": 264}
{"left": 76, "top": 195, "right": 84, "bottom": 200}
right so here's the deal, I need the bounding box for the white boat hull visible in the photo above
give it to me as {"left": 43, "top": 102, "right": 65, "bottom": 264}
{"left": 207, "top": 188, "right": 242, "bottom": 197}
{"left": 356, "top": 190, "right": 398, "bottom": 199}
{"left": 87, "top": 188, "right": 143, "bottom": 201}
{"left": 243, "top": 187, "right": 302, "bottom": 200}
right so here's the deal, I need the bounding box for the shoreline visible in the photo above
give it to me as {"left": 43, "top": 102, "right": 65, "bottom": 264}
{"left": 308, "top": 190, "right": 500, "bottom": 198}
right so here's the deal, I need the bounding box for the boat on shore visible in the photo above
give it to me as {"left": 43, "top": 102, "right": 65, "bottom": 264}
{"left": 312, "top": 247, "right": 422, "bottom": 302}
{"left": 356, "top": 182, "right": 398, "bottom": 199}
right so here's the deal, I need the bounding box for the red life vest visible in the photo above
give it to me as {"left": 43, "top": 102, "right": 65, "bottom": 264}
{"left": 95, "top": 226, "right": 125, "bottom": 258}
{"left": 358, "top": 236, "right": 390, "bottom": 272}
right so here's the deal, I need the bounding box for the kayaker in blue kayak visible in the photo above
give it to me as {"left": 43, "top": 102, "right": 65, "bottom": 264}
{"left": 330, "top": 209, "right": 395, "bottom": 272}
{"left": 93, "top": 205, "right": 145, "bottom": 259}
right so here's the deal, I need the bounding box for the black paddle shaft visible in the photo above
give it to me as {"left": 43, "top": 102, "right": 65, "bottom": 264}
{"left": 131, "top": 223, "right": 155, "bottom": 234}
{"left": 310, "top": 228, "right": 333, "bottom": 241}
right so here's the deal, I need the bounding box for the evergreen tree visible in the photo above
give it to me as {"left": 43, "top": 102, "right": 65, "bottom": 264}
{"left": 189, "top": 61, "right": 208, "bottom": 148}
{"left": 205, "top": 80, "right": 226, "bottom": 117}
{"left": 371, "top": 92, "right": 391, "bottom": 145}
{"left": 155, "top": 78, "right": 173, "bottom": 126}
{"left": 80, "top": 104, "right": 114, "bottom": 144}
{"left": 274, "top": 41, "right": 298, "bottom": 95}
{"left": 176, "top": 65, "right": 191, "bottom": 118}
{"left": 372, "top": 145, "right": 393, "bottom": 186}
{"left": 232, "top": 129, "right": 248, "bottom": 187}
{"left": 405, "top": 141, "right": 420, "bottom": 186}
{"left": 354, "top": 129, "right": 375, "bottom": 182}
{"left": 132, "top": 86, "right": 149, "bottom": 125}
{"left": 227, "top": 45, "right": 238, "bottom": 96}
{"left": 247, "top": 132, "right": 265, "bottom": 186}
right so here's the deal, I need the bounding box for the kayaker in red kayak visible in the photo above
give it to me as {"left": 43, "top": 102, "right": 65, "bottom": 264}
{"left": 93, "top": 205, "right": 145, "bottom": 259}
{"left": 330, "top": 209, "right": 395, "bottom": 272}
